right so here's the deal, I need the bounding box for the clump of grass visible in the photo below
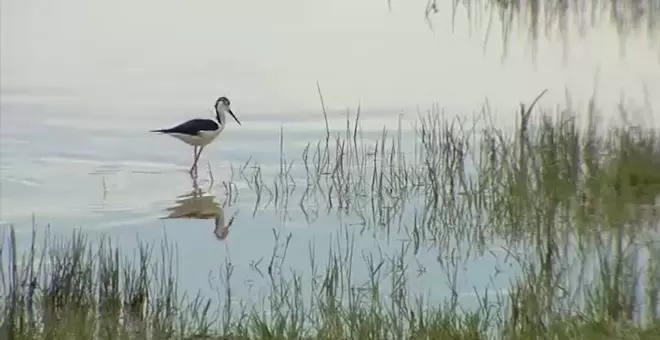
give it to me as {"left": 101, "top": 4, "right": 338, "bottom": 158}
{"left": 486, "top": 92, "right": 660, "bottom": 244}
{"left": 0, "top": 227, "right": 216, "bottom": 340}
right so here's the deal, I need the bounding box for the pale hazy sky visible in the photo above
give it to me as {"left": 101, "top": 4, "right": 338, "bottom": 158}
{"left": 1, "top": 0, "right": 659, "bottom": 121}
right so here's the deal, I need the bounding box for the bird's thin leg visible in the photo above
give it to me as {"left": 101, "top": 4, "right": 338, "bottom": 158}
{"left": 189, "top": 146, "right": 197, "bottom": 175}
{"left": 189, "top": 146, "right": 199, "bottom": 175}
{"left": 191, "top": 145, "right": 205, "bottom": 176}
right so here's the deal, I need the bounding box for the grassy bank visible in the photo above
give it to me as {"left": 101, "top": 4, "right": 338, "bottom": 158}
{"left": 2, "top": 91, "right": 660, "bottom": 339}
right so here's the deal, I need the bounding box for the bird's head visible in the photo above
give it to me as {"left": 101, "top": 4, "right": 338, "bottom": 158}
{"left": 215, "top": 96, "right": 241, "bottom": 125}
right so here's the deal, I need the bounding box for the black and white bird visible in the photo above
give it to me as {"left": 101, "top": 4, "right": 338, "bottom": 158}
{"left": 151, "top": 96, "right": 241, "bottom": 175}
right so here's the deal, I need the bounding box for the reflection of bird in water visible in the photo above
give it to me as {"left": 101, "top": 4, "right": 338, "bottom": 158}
{"left": 163, "top": 177, "right": 237, "bottom": 241}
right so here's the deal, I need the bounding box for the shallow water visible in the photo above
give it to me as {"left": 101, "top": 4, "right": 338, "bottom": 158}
{"left": 0, "top": 92, "right": 520, "bottom": 313}
{"left": 3, "top": 84, "right": 660, "bottom": 327}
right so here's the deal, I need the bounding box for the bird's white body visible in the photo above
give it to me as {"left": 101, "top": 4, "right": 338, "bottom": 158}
{"left": 167, "top": 128, "right": 223, "bottom": 146}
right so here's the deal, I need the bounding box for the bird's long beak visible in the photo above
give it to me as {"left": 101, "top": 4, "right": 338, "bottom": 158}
{"left": 228, "top": 108, "right": 241, "bottom": 125}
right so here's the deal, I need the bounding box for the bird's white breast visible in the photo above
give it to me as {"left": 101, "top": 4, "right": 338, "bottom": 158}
{"left": 169, "top": 128, "right": 222, "bottom": 146}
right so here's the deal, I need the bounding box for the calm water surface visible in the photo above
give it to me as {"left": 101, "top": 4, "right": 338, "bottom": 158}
{"left": 0, "top": 92, "right": 515, "bottom": 310}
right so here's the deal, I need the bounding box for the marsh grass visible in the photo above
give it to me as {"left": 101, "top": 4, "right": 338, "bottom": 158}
{"left": 3, "top": 90, "right": 660, "bottom": 339}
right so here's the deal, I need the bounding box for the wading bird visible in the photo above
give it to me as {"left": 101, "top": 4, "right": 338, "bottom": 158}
{"left": 151, "top": 96, "right": 241, "bottom": 175}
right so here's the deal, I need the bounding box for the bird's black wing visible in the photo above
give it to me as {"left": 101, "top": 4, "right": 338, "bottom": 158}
{"left": 151, "top": 119, "right": 219, "bottom": 136}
